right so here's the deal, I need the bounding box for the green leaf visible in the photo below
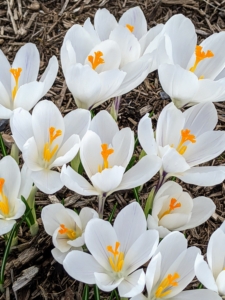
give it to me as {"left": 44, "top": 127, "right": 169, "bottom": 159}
{"left": 82, "top": 284, "right": 89, "bottom": 300}
{"left": 133, "top": 187, "right": 140, "bottom": 204}
{"left": 0, "top": 133, "right": 7, "bottom": 156}
{"left": 144, "top": 187, "right": 156, "bottom": 218}
{"left": 108, "top": 203, "right": 117, "bottom": 224}
{"left": 125, "top": 156, "right": 136, "bottom": 172}
{"left": 94, "top": 285, "right": 100, "bottom": 300}
{"left": 21, "top": 196, "right": 35, "bottom": 226}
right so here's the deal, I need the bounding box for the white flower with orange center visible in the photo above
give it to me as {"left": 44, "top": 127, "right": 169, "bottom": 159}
{"left": 131, "top": 232, "right": 220, "bottom": 300}
{"left": 157, "top": 14, "right": 225, "bottom": 108}
{"left": 195, "top": 221, "right": 225, "bottom": 297}
{"left": 10, "top": 100, "right": 91, "bottom": 194}
{"left": 41, "top": 203, "right": 99, "bottom": 264}
{"left": 61, "top": 110, "right": 161, "bottom": 216}
{"left": 0, "top": 43, "right": 58, "bottom": 119}
{"left": 147, "top": 181, "right": 215, "bottom": 238}
{"left": 0, "top": 156, "right": 34, "bottom": 235}
{"left": 138, "top": 101, "right": 225, "bottom": 186}
{"left": 63, "top": 202, "right": 159, "bottom": 297}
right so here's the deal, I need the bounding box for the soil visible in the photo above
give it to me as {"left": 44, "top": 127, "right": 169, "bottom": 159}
{"left": 0, "top": 0, "right": 225, "bottom": 299}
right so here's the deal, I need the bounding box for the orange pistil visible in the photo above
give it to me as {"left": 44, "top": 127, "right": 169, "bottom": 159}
{"left": 155, "top": 273, "right": 180, "bottom": 298}
{"left": 160, "top": 198, "right": 181, "bottom": 219}
{"left": 0, "top": 178, "right": 9, "bottom": 216}
{"left": 176, "top": 129, "right": 196, "bottom": 155}
{"left": 43, "top": 127, "right": 62, "bottom": 162}
{"left": 10, "top": 67, "right": 22, "bottom": 100}
{"left": 58, "top": 224, "right": 76, "bottom": 240}
{"left": 98, "top": 144, "right": 114, "bottom": 173}
{"left": 107, "top": 242, "right": 124, "bottom": 272}
{"left": 88, "top": 51, "right": 105, "bottom": 70}
{"left": 189, "top": 45, "right": 214, "bottom": 73}
{"left": 126, "top": 24, "right": 134, "bottom": 32}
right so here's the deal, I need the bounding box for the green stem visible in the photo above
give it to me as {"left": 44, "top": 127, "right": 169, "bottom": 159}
{"left": 94, "top": 285, "right": 100, "bottom": 300}
{"left": 0, "top": 133, "right": 7, "bottom": 156}
{"left": 133, "top": 187, "right": 140, "bottom": 203}
{"left": 82, "top": 284, "right": 89, "bottom": 300}
{"left": 10, "top": 143, "right": 19, "bottom": 164}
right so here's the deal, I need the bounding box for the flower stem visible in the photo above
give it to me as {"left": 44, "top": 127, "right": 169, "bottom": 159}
{"left": 110, "top": 96, "right": 122, "bottom": 121}
{"left": 10, "top": 143, "right": 19, "bottom": 164}
{"left": 98, "top": 194, "right": 106, "bottom": 219}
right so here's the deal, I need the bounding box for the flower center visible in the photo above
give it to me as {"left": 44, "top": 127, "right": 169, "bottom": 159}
{"left": 0, "top": 178, "right": 9, "bottom": 216}
{"left": 88, "top": 51, "right": 105, "bottom": 70}
{"left": 107, "top": 241, "right": 124, "bottom": 273}
{"left": 98, "top": 143, "right": 114, "bottom": 173}
{"left": 10, "top": 67, "right": 22, "bottom": 100}
{"left": 43, "top": 127, "right": 62, "bottom": 162}
{"left": 176, "top": 129, "right": 196, "bottom": 155}
{"left": 159, "top": 198, "right": 181, "bottom": 220}
{"left": 189, "top": 45, "right": 214, "bottom": 73}
{"left": 58, "top": 224, "right": 76, "bottom": 240}
{"left": 155, "top": 273, "right": 180, "bottom": 298}
{"left": 126, "top": 24, "right": 134, "bottom": 32}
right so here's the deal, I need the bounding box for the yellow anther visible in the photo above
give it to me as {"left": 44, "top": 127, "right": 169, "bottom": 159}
{"left": 88, "top": 51, "right": 105, "bottom": 70}
{"left": 58, "top": 224, "right": 76, "bottom": 240}
{"left": 0, "top": 178, "right": 9, "bottom": 216}
{"left": 98, "top": 144, "right": 114, "bottom": 173}
{"left": 159, "top": 198, "right": 181, "bottom": 219}
{"left": 107, "top": 242, "right": 124, "bottom": 272}
{"left": 176, "top": 129, "right": 196, "bottom": 155}
{"left": 126, "top": 24, "right": 134, "bottom": 32}
{"left": 10, "top": 67, "right": 22, "bottom": 100}
{"left": 190, "top": 45, "right": 214, "bottom": 73}
{"left": 43, "top": 127, "right": 62, "bottom": 162}
{"left": 155, "top": 273, "right": 180, "bottom": 298}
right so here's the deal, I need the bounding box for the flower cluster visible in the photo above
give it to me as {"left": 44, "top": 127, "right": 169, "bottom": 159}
{"left": 0, "top": 5, "right": 225, "bottom": 299}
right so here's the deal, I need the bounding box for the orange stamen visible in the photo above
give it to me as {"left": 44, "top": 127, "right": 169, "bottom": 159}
{"left": 160, "top": 198, "right": 181, "bottom": 219}
{"left": 190, "top": 45, "right": 214, "bottom": 73}
{"left": 107, "top": 242, "right": 124, "bottom": 272}
{"left": 43, "top": 127, "right": 62, "bottom": 162}
{"left": 176, "top": 129, "right": 196, "bottom": 155}
{"left": 88, "top": 51, "right": 105, "bottom": 70}
{"left": 10, "top": 68, "right": 22, "bottom": 100}
{"left": 155, "top": 273, "right": 180, "bottom": 298}
{"left": 0, "top": 178, "right": 9, "bottom": 216}
{"left": 126, "top": 24, "right": 134, "bottom": 32}
{"left": 98, "top": 144, "right": 114, "bottom": 173}
{"left": 58, "top": 224, "right": 76, "bottom": 240}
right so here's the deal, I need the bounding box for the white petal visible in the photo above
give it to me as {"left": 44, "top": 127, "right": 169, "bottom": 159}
{"left": 95, "top": 273, "right": 123, "bottom": 292}
{"left": 10, "top": 107, "right": 33, "bottom": 151}
{"left": 139, "top": 24, "right": 164, "bottom": 55}
{"left": 0, "top": 50, "right": 11, "bottom": 96}
{"left": 138, "top": 114, "right": 157, "bottom": 156}
{"left": 39, "top": 56, "right": 58, "bottom": 97}
{"left": 41, "top": 203, "right": 65, "bottom": 235}
{"left": 0, "top": 81, "right": 11, "bottom": 109}
{"left": 0, "top": 219, "right": 16, "bottom": 235}
{"left": 94, "top": 8, "right": 117, "bottom": 41}
{"left": 172, "top": 290, "right": 222, "bottom": 300}
{"left": 63, "top": 250, "right": 104, "bottom": 284}
{"left": 114, "top": 202, "right": 147, "bottom": 254}
{"left": 194, "top": 254, "right": 218, "bottom": 292}
{"left": 79, "top": 207, "right": 99, "bottom": 230}
{"left": 118, "top": 269, "right": 145, "bottom": 298}
{"left": 22, "top": 137, "right": 42, "bottom": 171}
{"left": 159, "top": 213, "right": 190, "bottom": 231}
{"left": 83, "top": 18, "right": 101, "bottom": 45}
{"left": 18, "top": 164, "right": 33, "bottom": 199}
{"left": 63, "top": 108, "right": 91, "bottom": 142}
{"left": 51, "top": 247, "right": 69, "bottom": 264}
{"left": 31, "top": 169, "right": 63, "bottom": 194}
{"left": 0, "top": 104, "right": 13, "bottom": 119}
{"left": 216, "top": 270, "right": 225, "bottom": 295}
{"left": 113, "top": 155, "right": 161, "bottom": 193}
{"left": 60, "top": 165, "right": 99, "bottom": 196}
{"left": 145, "top": 253, "right": 162, "bottom": 296}
{"left": 158, "top": 64, "right": 199, "bottom": 108}
{"left": 7, "top": 198, "right": 25, "bottom": 220}
{"left": 52, "top": 227, "right": 71, "bottom": 252}
{"left": 147, "top": 215, "right": 171, "bottom": 238}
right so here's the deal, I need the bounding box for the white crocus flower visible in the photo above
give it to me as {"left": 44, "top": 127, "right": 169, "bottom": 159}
{"left": 63, "top": 202, "right": 159, "bottom": 297}
{"left": 195, "top": 221, "right": 225, "bottom": 297}
{"left": 158, "top": 14, "right": 225, "bottom": 108}
{"left": 131, "top": 232, "right": 221, "bottom": 300}
{"left": 147, "top": 181, "right": 215, "bottom": 238}
{"left": 41, "top": 203, "right": 98, "bottom": 264}
{"left": 138, "top": 101, "right": 225, "bottom": 186}
{"left": 0, "top": 43, "right": 58, "bottom": 119}
{"left": 61, "top": 110, "right": 161, "bottom": 216}
{"left": 0, "top": 156, "right": 33, "bottom": 235}
{"left": 10, "top": 100, "right": 91, "bottom": 194}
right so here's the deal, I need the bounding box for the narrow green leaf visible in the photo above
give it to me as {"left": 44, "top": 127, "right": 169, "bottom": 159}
{"left": 125, "top": 156, "right": 136, "bottom": 172}
{"left": 108, "top": 203, "right": 117, "bottom": 224}
{"left": 21, "top": 196, "right": 35, "bottom": 226}
{"left": 0, "top": 133, "right": 7, "bottom": 156}
{"left": 198, "top": 283, "right": 203, "bottom": 289}
{"left": 90, "top": 110, "right": 95, "bottom": 119}
{"left": 94, "top": 284, "right": 100, "bottom": 300}
{"left": 109, "top": 290, "right": 114, "bottom": 300}
{"left": 114, "top": 289, "right": 119, "bottom": 300}
{"left": 82, "top": 284, "right": 89, "bottom": 300}
{"left": 144, "top": 187, "right": 156, "bottom": 218}
{"left": 133, "top": 187, "right": 140, "bottom": 204}
{"left": 149, "top": 111, "right": 154, "bottom": 118}
{"left": 134, "top": 136, "right": 139, "bottom": 150}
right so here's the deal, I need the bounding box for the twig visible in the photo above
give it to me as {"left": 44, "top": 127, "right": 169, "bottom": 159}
{"left": 59, "top": 0, "right": 70, "bottom": 16}
{"left": 7, "top": 0, "right": 18, "bottom": 34}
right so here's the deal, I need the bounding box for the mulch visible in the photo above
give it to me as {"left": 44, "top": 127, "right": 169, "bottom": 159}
{"left": 1, "top": 0, "right": 225, "bottom": 299}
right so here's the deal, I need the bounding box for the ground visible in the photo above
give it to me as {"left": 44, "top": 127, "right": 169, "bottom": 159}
{"left": 0, "top": 0, "right": 225, "bottom": 299}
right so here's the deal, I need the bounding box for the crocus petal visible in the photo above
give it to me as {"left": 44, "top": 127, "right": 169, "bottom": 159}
{"left": 95, "top": 273, "right": 123, "bottom": 292}
{"left": 0, "top": 219, "right": 16, "bottom": 235}
{"left": 85, "top": 219, "right": 118, "bottom": 271}
{"left": 41, "top": 203, "right": 65, "bottom": 235}
{"left": 91, "top": 166, "right": 125, "bottom": 194}
{"left": 114, "top": 202, "right": 147, "bottom": 255}
{"left": 118, "top": 269, "right": 146, "bottom": 298}
{"left": 0, "top": 50, "right": 11, "bottom": 96}
{"left": 39, "top": 56, "right": 58, "bottom": 97}
{"left": 83, "top": 18, "right": 101, "bottom": 45}
{"left": 65, "top": 64, "right": 101, "bottom": 109}
{"left": 216, "top": 270, "right": 225, "bottom": 295}
{"left": 139, "top": 24, "right": 164, "bottom": 56}
{"left": 171, "top": 290, "right": 222, "bottom": 300}
{"left": 12, "top": 43, "right": 40, "bottom": 86}
{"left": 138, "top": 114, "right": 158, "bottom": 156}
{"left": 79, "top": 207, "right": 99, "bottom": 229}
{"left": 176, "top": 196, "right": 215, "bottom": 231}
{"left": 22, "top": 137, "right": 42, "bottom": 171}
{"left": 113, "top": 155, "right": 161, "bottom": 193}
{"left": 18, "top": 164, "right": 33, "bottom": 199}
{"left": 60, "top": 165, "right": 99, "bottom": 196}
{"left": 159, "top": 213, "right": 191, "bottom": 231}
{"left": 183, "top": 102, "right": 217, "bottom": 136}
{"left": 14, "top": 81, "right": 45, "bottom": 111}
{"left": 109, "top": 26, "right": 140, "bottom": 68}
{"left": 31, "top": 169, "right": 63, "bottom": 194}
{"left": 0, "top": 81, "right": 11, "bottom": 109}
{"left": 119, "top": 6, "right": 147, "bottom": 40}
{"left": 123, "top": 230, "right": 159, "bottom": 275}
{"left": 158, "top": 64, "right": 199, "bottom": 108}
{"left": 10, "top": 107, "right": 33, "bottom": 151}
{"left": 52, "top": 247, "right": 69, "bottom": 264}
{"left": 0, "top": 104, "right": 13, "bottom": 119}
{"left": 9, "top": 198, "right": 26, "bottom": 220}
{"left": 147, "top": 215, "right": 171, "bottom": 238}
{"left": 130, "top": 294, "right": 147, "bottom": 300}
{"left": 63, "top": 109, "right": 91, "bottom": 142}
{"left": 90, "top": 110, "right": 119, "bottom": 144}
{"left": 145, "top": 253, "right": 162, "bottom": 296}
{"left": 94, "top": 8, "right": 117, "bottom": 41}
{"left": 63, "top": 250, "right": 104, "bottom": 284}
{"left": 194, "top": 254, "right": 218, "bottom": 293}
{"left": 175, "top": 166, "right": 225, "bottom": 186}
{"left": 52, "top": 228, "right": 71, "bottom": 252}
